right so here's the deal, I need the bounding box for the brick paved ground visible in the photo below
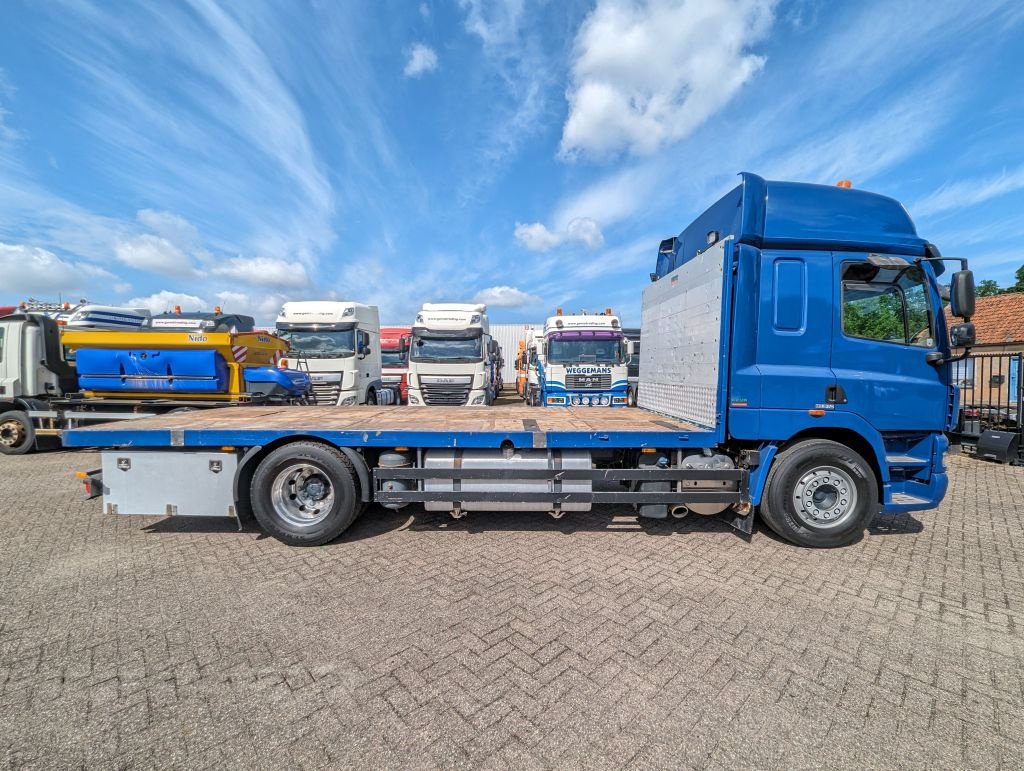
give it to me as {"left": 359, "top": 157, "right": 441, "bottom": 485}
{"left": 1, "top": 450, "right": 1023, "bottom": 769}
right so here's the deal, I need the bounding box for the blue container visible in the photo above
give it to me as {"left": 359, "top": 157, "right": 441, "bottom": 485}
{"left": 244, "top": 367, "right": 310, "bottom": 397}
{"left": 75, "top": 348, "right": 229, "bottom": 393}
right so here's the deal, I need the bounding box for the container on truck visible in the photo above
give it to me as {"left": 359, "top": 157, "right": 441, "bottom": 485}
{"left": 536, "top": 310, "right": 631, "bottom": 408}
{"left": 0, "top": 315, "right": 309, "bottom": 454}
{"left": 68, "top": 173, "right": 976, "bottom": 549}
{"left": 275, "top": 301, "right": 392, "bottom": 406}
{"left": 406, "top": 303, "right": 497, "bottom": 406}
{"left": 380, "top": 327, "right": 411, "bottom": 403}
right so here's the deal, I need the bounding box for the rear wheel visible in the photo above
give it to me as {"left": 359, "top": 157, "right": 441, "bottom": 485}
{"left": 0, "top": 411, "right": 35, "bottom": 455}
{"left": 250, "top": 442, "right": 361, "bottom": 546}
{"left": 759, "top": 439, "right": 878, "bottom": 548}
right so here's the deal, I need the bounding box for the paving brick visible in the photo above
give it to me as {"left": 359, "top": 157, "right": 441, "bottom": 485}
{"left": 1, "top": 450, "right": 1023, "bottom": 768}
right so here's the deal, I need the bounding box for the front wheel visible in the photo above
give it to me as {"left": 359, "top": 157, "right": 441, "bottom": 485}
{"left": 759, "top": 439, "right": 878, "bottom": 548}
{"left": 250, "top": 442, "right": 361, "bottom": 546}
{"left": 0, "top": 411, "right": 35, "bottom": 455}
{"left": 365, "top": 389, "right": 377, "bottom": 405}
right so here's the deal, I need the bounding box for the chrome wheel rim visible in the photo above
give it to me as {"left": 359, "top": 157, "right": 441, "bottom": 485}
{"left": 792, "top": 465, "right": 858, "bottom": 529}
{"left": 0, "top": 419, "right": 26, "bottom": 449}
{"left": 270, "top": 463, "right": 335, "bottom": 527}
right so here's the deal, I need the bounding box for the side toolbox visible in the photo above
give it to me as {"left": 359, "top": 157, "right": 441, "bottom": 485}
{"left": 100, "top": 451, "right": 239, "bottom": 517}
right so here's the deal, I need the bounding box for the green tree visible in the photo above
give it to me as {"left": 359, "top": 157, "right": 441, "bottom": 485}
{"left": 976, "top": 279, "right": 1001, "bottom": 297}
{"left": 1006, "top": 264, "right": 1024, "bottom": 293}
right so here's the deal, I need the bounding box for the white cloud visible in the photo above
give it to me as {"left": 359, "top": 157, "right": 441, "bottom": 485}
{"left": 473, "top": 285, "right": 542, "bottom": 308}
{"left": 514, "top": 221, "right": 563, "bottom": 252}
{"left": 419, "top": 2, "right": 431, "bottom": 18}
{"left": 514, "top": 217, "right": 605, "bottom": 252}
{"left": 913, "top": 165, "right": 1024, "bottom": 218}
{"left": 560, "top": 0, "right": 776, "bottom": 157}
{"left": 214, "top": 290, "right": 290, "bottom": 324}
{"left": 565, "top": 217, "right": 604, "bottom": 249}
{"left": 458, "top": 0, "right": 525, "bottom": 48}
{"left": 404, "top": 44, "right": 439, "bottom": 77}
{"left": 209, "top": 256, "right": 310, "bottom": 289}
{"left": 126, "top": 290, "right": 206, "bottom": 315}
{"left": 0, "top": 242, "right": 115, "bottom": 296}
{"left": 115, "top": 234, "right": 195, "bottom": 276}
{"left": 136, "top": 209, "right": 200, "bottom": 247}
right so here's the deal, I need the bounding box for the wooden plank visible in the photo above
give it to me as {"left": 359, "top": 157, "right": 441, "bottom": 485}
{"left": 70, "top": 404, "right": 701, "bottom": 435}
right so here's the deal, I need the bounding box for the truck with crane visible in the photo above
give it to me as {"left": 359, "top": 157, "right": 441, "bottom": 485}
{"left": 67, "top": 173, "right": 976, "bottom": 549}
{"left": 0, "top": 313, "right": 309, "bottom": 454}
{"left": 275, "top": 301, "right": 392, "bottom": 406}
{"left": 406, "top": 303, "right": 497, "bottom": 406}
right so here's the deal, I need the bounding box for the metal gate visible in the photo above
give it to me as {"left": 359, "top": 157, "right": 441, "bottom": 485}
{"left": 951, "top": 352, "right": 1023, "bottom": 459}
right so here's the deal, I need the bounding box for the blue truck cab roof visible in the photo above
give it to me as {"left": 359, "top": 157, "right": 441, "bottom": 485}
{"left": 655, "top": 172, "right": 930, "bottom": 278}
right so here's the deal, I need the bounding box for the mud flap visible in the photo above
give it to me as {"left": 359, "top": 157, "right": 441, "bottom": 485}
{"left": 717, "top": 508, "right": 754, "bottom": 536}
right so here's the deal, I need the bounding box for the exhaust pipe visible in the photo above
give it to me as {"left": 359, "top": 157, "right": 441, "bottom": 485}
{"left": 671, "top": 504, "right": 689, "bottom": 519}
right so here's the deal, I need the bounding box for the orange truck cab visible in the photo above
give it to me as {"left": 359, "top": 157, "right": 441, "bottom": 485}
{"left": 380, "top": 326, "right": 411, "bottom": 403}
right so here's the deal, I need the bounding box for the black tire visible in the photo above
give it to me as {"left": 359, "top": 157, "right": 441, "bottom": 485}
{"left": 0, "top": 410, "right": 35, "bottom": 456}
{"left": 627, "top": 386, "right": 638, "bottom": 408}
{"left": 366, "top": 389, "right": 377, "bottom": 406}
{"left": 250, "top": 442, "right": 361, "bottom": 546}
{"left": 759, "top": 439, "right": 878, "bottom": 548}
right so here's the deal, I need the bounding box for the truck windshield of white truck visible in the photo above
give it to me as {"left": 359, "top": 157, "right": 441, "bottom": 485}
{"left": 280, "top": 328, "right": 355, "bottom": 358}
{"left": 411, "top": 333, "right": 482, "bottom": 363}
{"left": 546, "top": 334, "right": 625, "bottom": 364}
{"left": 380, "top": 349, "right": 407, "bottom": 366}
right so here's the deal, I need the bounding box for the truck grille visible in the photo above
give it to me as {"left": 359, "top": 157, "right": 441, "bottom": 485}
{"left": 310, "top": 383, "right": 341, "bottom": 405}
{"left": 422, "top": 382, "right": 472, "bottom": 406}
{"left": 566, "top": 372, "right": 612, "bottom": 390}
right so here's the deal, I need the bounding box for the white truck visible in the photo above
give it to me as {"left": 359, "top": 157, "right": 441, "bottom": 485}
{"left": 407, "top": 303, "right": 496, "bottom": 406}
{"left": 275, "top": 301, "right": 391, "bottom": 406}
{"left": 536, "top": 311, "right": 632, "bottom": 407}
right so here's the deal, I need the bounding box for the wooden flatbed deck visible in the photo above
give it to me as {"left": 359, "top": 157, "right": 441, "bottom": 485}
{"left": 63, "top": 405, "right": 711, "bottom": 450}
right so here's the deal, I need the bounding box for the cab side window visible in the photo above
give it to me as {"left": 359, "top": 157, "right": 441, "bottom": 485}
{"left": 842, "top": 263, "right": 934, "bottom": 347}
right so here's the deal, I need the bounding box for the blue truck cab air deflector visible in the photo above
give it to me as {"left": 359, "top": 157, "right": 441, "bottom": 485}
{"left": 656, "top": 173, "right": 928, "bottom": 278}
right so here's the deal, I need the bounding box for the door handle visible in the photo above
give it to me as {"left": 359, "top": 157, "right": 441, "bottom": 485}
{"left": 826, "top": 385, "right": 848, "bottom": 404}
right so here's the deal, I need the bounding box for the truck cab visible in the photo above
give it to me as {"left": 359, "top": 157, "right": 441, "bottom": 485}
{"left": 407, "top": 303, "right": 495, "bottom": 406}
{"left": 380, "top": 326, "right": 411, "bottom": 403}
{"left": 522, "top": 333, "right": 545, "bottom": 406}
{"left": 275, "top": 301, "right": 387, "bottom": 406}
{"left": 536, "top": 311, "right": 631, "bottom": 407}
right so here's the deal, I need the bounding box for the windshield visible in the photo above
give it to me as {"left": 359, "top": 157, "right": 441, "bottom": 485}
{"left": 280, "top": 328, "right": 355, "bottom": 358}
{"left": 381, "top": 349, "right": 408, "bottom": 367}
{"left": 411, "top": 334, "right": 482, "bottom": 363}
{"left": 547, "top": 337, "right": 624, "bottom": 364}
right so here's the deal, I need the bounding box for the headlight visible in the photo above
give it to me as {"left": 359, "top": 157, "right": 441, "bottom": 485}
{"left": 340, "top": 396, "right": 357, "bottom": 406}
{"left": 600, "top": 396, "right": 611, "bottom": 406}
{"left": 581, "top": 397, "right": 590, "bottom": 405}
{"left": 471, "top": 395, "right": 485, "bottom": 405}
{"left": 409, "top": 395, "right": 420, "bottom": 405}
{"left": 571, "top": 396, "right": 581, "bottom": 406}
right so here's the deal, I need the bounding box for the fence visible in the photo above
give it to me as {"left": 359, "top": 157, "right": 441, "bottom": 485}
{"left": 951, "top": 351, "right": 1023, "bottom": 459}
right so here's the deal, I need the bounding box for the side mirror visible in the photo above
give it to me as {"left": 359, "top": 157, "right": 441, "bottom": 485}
{"left": 949, "top": 322, "right": 975, "bottom": 349}
{"left": 950, "top": 270, "right": 975, "bottom": 318}
{"left": 626, "top": 340, "right": 635, "bottom": 356}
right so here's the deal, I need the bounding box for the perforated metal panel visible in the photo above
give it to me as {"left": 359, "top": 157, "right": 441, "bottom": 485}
{"left": 638, "top": 239, "right": 726, "bottom": 429}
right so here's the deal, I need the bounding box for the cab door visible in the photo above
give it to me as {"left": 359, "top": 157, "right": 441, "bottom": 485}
{"left": 829, "top": 255, "right": 948, "bottom": 431}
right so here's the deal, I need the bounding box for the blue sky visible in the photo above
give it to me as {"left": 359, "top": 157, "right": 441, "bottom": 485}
{"left": 1, "top": 0, "right": 1023, "bottom": 325}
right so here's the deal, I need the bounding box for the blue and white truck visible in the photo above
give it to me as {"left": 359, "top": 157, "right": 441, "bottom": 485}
{"left": 535, "top": 311, "right": 632, "bottom": 407}
{"left": 66, "top": 173, "right": 976, "bottom": 549}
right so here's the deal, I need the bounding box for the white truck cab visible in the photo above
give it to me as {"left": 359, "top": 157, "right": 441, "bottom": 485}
{"left": 538, "top": 311, "right": 632, "bottom": 407}
{"left": 407, "top": 303, "right": 495, "bottom": 406}
{"left": 275, "top": 301, "right": 388, "bottom": 406}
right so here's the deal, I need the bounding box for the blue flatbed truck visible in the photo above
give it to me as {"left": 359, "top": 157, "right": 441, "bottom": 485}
{"left": 65, "top": 174, "right": 977, "bottom": 548}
